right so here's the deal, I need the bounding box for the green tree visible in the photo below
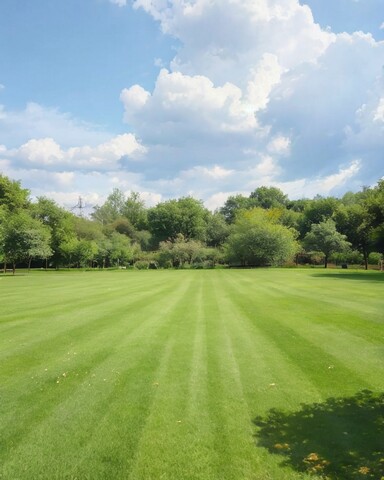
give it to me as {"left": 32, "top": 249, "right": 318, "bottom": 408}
{"left": 299, "top": 196, "right": 340, "bottom": 238}
{"left": 225, "top": 208, "right": 299, "bottom": 266}
{"left": 123, "top": 192, "right": 148, "bottom": 230}
{"left": 206, "top": 212, "right": 230, "bottom": 247}
{"left": 1, "top": 212, "right": 52, "bottom": 273}
{"left": 148, "top": 197, "right": 208, "bottom": 245}
{"left": 109, "top": 232, "right": 135, "bottom": 267}
{"left": 220, "top": 194, "right": 257, "bottom": 224}
{"left": 303, "top": 219, "right": 351, "bottom": 268}
{"left": 73, "top": 216, "right": 104, "bottom": 242}
{"left": 60, "top": 238, "right": 98, "bottom": 268}
{"left": 31, "top": 197, "right": 76, "bottom": 268}
{"left": 0, "top": 174, "right": 30, "bottom": 212}
{"left": 334, "top": 204, "right": 373, "bottom": 269}
{"left": 92, "top": 188, "right": 126, "bottom": 225}
{"left": 249, "top": 186, "right": 288, "bottom": 209}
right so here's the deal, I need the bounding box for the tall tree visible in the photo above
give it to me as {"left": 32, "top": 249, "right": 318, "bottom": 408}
{"left": 148, "top": 197, "right": 208, "bottom": 245}
{"left": 92, "top": 188, "right": 126, "bottom": 225}
{"left": 220, "top": 194, "right": 257, "bottom": 224}
{"left": 206, "top": 212, "right": 230, "bottom": 247}
{"left": 0, "top": 174, "right": 30, "bottom": 212}
{"left": 31, "top": 197, "right": 76, "bottom": 268}
{"left": 334, "top": 204, "right": 373, "bottom": 269}
{"left": 2, "top": 212, "right": 52, "bottom": 273}
{"left": 303, "top": 219, "right": 351, "bottom": 268}
{"left": 123, "top": 192, "right": 148, "bottom": 230}
{"left": 249, "top": 186, "right": 288, "bottom": 209}
{"left": 299, "top": 196, "right": 340, "bottom": 238}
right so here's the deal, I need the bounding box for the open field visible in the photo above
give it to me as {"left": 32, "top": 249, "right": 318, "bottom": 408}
{"left": 0, "top": 268, "right": 383, "bottom": 480}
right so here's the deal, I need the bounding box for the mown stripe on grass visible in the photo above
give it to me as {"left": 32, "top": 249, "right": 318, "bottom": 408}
{"left": 0, "top": 273, "right": 195, "bottom": 479}
{"left": 220, "top": 271, "right": 375, "bottom": 398}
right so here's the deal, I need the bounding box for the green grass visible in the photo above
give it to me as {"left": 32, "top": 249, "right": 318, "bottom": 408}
{"left": 0, "top": 268, "right": 383, "bottom": 480}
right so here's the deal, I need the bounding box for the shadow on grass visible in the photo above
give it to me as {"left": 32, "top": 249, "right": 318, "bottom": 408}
{"left": 254, "top": 390, "right": 384, "bottom": 479}
{"left": 311, "top": 272, "right": 384, "bottom": 282}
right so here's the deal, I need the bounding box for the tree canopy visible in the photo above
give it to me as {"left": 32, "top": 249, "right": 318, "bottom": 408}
{"left": 0, "top": 173, "right": 383, "bottom": 272}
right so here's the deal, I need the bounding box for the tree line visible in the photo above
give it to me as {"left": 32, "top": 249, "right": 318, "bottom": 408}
{"left": 0, "top": 173, "right": 383, "bottom": 273}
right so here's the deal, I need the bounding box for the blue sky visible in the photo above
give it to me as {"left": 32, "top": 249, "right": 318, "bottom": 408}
{"left": 0, "top": 0, "right": 383, "bottom": 211}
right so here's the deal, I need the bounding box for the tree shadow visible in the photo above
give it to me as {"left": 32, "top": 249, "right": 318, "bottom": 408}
{"left": 254, "top": 390, "right": 384, "bottom": 479}
{"left": 311, "top": 273, "right": 384, "bottom": 282}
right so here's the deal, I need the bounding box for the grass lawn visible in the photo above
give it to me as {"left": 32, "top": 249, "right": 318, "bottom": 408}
{"left": 0, "top": 268, "right": 383, "bottom": 480}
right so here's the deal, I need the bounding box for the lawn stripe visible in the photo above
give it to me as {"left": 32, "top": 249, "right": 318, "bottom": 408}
{"left": 220, "top": 271, "right": 374, "bottom": 398}
{"left": 0, "top": 269, "right": 382, "bottom": 480}
{"left": 0, "top": 273, "right": 193, "bottom": 478}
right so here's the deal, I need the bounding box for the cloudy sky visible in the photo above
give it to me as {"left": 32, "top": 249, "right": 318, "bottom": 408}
{"left": 0, "top": 0, "right": 383, "bottom": 211}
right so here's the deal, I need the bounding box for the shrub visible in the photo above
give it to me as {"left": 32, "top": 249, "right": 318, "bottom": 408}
{"left": 134, "top": 260, "right": 149, "bottom": 270}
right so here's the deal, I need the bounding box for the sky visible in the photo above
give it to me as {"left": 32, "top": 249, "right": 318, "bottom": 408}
{"left": 0, "top": 0, "right": 383, "bottom": 212}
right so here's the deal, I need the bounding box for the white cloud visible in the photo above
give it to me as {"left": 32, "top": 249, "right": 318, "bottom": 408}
{"left": 109, "top": 0, "right": 127, "bottom": 6}
{"left": 134, "top": 0, "right": 334, "bottom": 87}
{"left": 275, "top": 160, "right": 361, "bottom": 199}
{"left": 121, "top": 69, "right": 259, "bottom": 145}
{"left": 267, "top": 135, "right": 291, "bottom": 156}
{"left": 2, "top": 0, "right": 383, "bottom": 209}
{"left": 6, "top": 134, "right": 146, "bottom": 170}
{"left": 122, "top": 0, "right": 383, "bottom": 195}
{"left": 0, "top": 102, "right": 112, "bottom": 149}
{"left": 18, "top": 138, "right": 64, "bottom": 165}
{"left": 373, "top": 98, "right": 384, "bottom": 122}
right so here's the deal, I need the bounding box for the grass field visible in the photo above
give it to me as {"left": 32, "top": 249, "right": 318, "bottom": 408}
{"left": 0, "top": 268, "right": 383, "bottom": 480}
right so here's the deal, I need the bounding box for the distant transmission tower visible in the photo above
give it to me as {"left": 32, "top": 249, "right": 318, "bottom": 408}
{"left": 72, "top": 196, "right": 85, "bottom": 217}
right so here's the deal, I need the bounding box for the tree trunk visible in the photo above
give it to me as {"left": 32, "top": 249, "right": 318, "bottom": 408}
{"left": 363, "top": 249, "right": 368, "bottom": 270}
{"left": 28, "top": 258, "right": 32, "bottom": 272}
{"left": 12, "top": 262, "right": 16, "bottom": 275}
{"left": 324, "top": 256, "right": 328, "bottom": 268}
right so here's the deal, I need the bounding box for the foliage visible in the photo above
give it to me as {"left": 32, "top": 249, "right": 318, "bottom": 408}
{"left": 0, "top": 174, "right": 30, "bottom": 212}
{"left": 123, "top": 191, "right": 148, "bottom": 230}
{"left": 330, "top": 250, "right": 363, "bottom": 266}
{"left": 148, "top": 197, "right": 208, "bottom": 244}
{"left": 219, "top": 194, "right": 257, "bottom": 223}
{"left": 158, "top": 234, "right": 206, "bottom": 268}
{"left": 205, "top": 212, "right": 230, "bottom": 247}
{"left": 368, "top": 251, "right": 383, "bottom": 265}
{"left": 1, "top": 173, "right": 384, "bottom": 271}
{"left": 334, "top": 203, "right": 373, "bottom": 269}
{"left": 31, "top": 197, "right": 76, "bottom": 267}
{"left": 249, "top": 186, "right": 288, "bottom": 209}
{"left": 91, "top": 188, "right": 126, "bottom": 225}
{"left": 1, "top": 211, "right": 52, "bottom": 272}
{"left": 134, "top": 260, "right": 150, "bottom": 270}
{"left": 225, "top": 208, "right": 299, "bottom": 266}
{"left": 298, "top": 196, "right": 340, "bottom": 237}
{"left": 303, "top": 219, "right": 351, "bottom": 268}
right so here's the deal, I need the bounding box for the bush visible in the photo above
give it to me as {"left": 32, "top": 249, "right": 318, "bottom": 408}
{"left": 134, "top": 260, "right": 149, "bottom": 270}
{"left": 368, "top": 252, "right": 382, "bottom": 265}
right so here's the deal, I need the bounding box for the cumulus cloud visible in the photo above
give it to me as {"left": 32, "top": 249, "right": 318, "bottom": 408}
{"left": 2, "top": 0, "right": 383, "bottom": 209}
{"left": 5, "top": 134, "right": 146, "bottom": 171}
{"left": 0, "top": 133, "right": 149, "bottom": 210}
{"left": 123, "top": 0, "right": 384, "bottom": 195}
{"left": 121, "top": 68, "right": 259, "bottom": 142}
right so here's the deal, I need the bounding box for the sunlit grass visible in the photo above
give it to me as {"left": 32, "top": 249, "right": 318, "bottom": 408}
{"left": 0, "top": 268, "right": 383, "bottom": 479}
